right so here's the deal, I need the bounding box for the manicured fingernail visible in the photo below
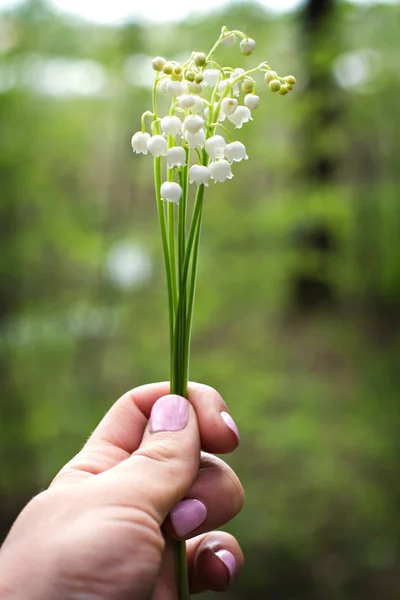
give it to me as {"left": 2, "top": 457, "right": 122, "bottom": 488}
{"left": 170, "top": 498, "right": 207, "bottom": 538}
{"left": 215, "top": 549, "right": 236, "bottom": 582}
{"left": 221, "top": 411, "right": 240, "bottom": 443}
{"left": 149, "top": 395, "right": 189, "bottom": 433}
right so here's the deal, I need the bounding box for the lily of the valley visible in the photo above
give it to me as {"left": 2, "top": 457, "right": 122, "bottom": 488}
{"left": 228, "top": 106, "right": 253, "bottom": 128}
{"left": 183, "top": 115, "right": 204, "bottom": 134}
{"left": 131, "top": 131, "right": 150, "bottom": 155}
{"left": 225, "top": 141, "right": 248, "bottom": 163}
{"left": 209, "top": 159, "right": 234, "bottom": 183}
{"left": 203, "top": 69, "right": 220, "bottom": 87}
{"left": 205, "top": 135, "right": 226, "bottom": 160}
{"left": 185, "top": 129, "right": 206, "bottom": 148}
{"left": 147, "top": 135, "right": 168, "bottom": 157}
{"left": 244, "top": 94, "right": 260, "bottom": 110}
{"left": 167, "top": 146, "right": 186, "bottom": 169}
{"left": 189, "top": 165, "right": 212, "bottom": 186}
{"left": 161, "top": 116, "right": 183, "bottom": 136}
{"left": 160, "top": 181, "right": 183, "bottom": 203}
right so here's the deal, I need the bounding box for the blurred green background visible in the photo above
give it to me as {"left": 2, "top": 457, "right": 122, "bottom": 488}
{"left": 1, "top": 0, "right": 400, "bottom": 598}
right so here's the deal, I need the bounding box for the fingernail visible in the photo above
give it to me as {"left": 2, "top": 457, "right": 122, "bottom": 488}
{"left": 221, "top": 411, "right": 240, "bottom": 443}
{"left": 215, "top": 549, "right": 236, "bottom": 583}
{"left": 170, "top": 498, "right": 207, "bottom": 538}
{"left": 149, "top": 395, "right": 189, "bottom": 433}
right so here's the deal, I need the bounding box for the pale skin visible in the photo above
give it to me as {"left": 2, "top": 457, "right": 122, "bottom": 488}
{"left": 0, "top": 382, "right": 244, "bottom": 600}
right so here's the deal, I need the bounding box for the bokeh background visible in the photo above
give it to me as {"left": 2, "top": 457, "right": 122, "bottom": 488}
{"left": 1, "top": 0, "right": 400, "bottom": 598}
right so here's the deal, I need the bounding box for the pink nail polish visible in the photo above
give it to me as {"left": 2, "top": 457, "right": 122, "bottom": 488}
{"left": 221, "top": 411, "right": 240, "bottom": 443}
{"left": 215, "top": 549, "right": 236, "bottom": 582}
{"left": 170, "top": 498, "right": 207, "bottom": 538}
{"left": 149, "top": 395, "right": 189, "bottom": 433}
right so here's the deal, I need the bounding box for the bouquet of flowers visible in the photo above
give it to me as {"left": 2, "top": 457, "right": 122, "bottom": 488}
{"left": 130, "top": 25, "right": 295, "bottom": 599}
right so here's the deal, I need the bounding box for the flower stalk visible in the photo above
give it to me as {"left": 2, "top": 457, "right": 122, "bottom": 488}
{"left": 130, "top": 26, "right": 295, "bottom": 599}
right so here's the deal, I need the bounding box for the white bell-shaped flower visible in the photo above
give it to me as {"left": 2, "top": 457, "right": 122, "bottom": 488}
{"left": 185, "top": 129, "right": 206, "bottom": 148}
{"left": 183, "top": 115, "right": 204, "bottom": 134}
{"left": 161, "top": 116, "right": 182, "bottom": 136}
{"left": 188, "top": 81, "right": 203, "bottom": 95}
{"left": 225, "top": 141, "right": 248, "bottom": 163}
{"left": 160, "top": 181, "right": 183, "bottom": 204}
{"left": 189, "top": 165, "right": 212, "bottom": 186}
{"left": 166, "top": 80, "right": 183, "bottom": 97}
{"left": 227, "top": 106, "right": 253, "bottom": 129}
{"left": 221, "top": 97, "right": 238, "bottom": 116}
{"left": 131, "top": 131, "right": 150, "bottom": 155}
{"left": 204, "top": 103, "right": 226, "bottom": 122}
{"left": 167, "top": 146, "right": 186, "bottom": 169}
{"left": 203, "top": 69, "right": 220, "bottom": 87}
{"left": 205, "top": 135, "right": 226, "bottom": 160}
{"left": 209, "top": 159, "right": 234, "bottom": 183}
{"left": 147, "top": 135, "right": 168, "bottom": 157}
{"left": 244, "top": 94, "right": 260, "bottom": 110}
{"left": 240, "top": 38, "right": 256, "bottom": 56}
{"left": 229, "top": 68, "right": 245, "bottom": 97}
{"left": 178, "top": 94, "right": 196, "bottom": 109}
{"left": 192, "top": 96, "right": 205, "bottom": 113}
{"left": 218, "top": 80, "right": 229, "bottom": 95}
{"left": 221, "top": 33, "right": 236, "bottom": 46}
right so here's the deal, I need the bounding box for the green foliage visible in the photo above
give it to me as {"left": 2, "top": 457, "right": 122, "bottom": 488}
{"left": 1, "top": 1, "right": 400, "bottom": 598}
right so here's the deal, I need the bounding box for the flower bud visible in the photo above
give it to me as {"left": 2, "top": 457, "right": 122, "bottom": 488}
{"left": 174, "top": 65, "right": 182, "bottom": 75}
{"left": 195, "top": 73, "right": 204, "bottom": 84}
{"left": 188, "top": 81, "right": 203, "bottom": 95}
{"left": 171, "top": 72, "right": 183, "bottom": 82}
{"left": 244, "top": 94, "right": 259, "bottom": 110}
{"left": 160, "top": 181, "right": 183, "bottom": 204}
{"left": 209, "top": 159, "right": 233, "bottom": 183}
{"left": 221, "top": 97, "right": 238, "bottom": 116}
{"left": 167, "top": 146, "right": 186, "bottom": 169}
{"left": 189, "top": 165, "right": 211, "bottom": 186}
{"left": 193, "top": 52, "right": 207, "bottom": 67}
{"left": 222, "top": 33, "right": 236, "bottom": 47}
{"left": 242, "top": 78, "right": 254, "bottom": 94}
{"left": 152, "top": 56, "right": 166, "bottom": 72}
{"left": 269, "top": 80, "right": 281, "bottom": 93}
{"left": 265, "top": 70, "right": 277, "bottom": 84}
{"left": 163, "top": 62, "right": 174, "bottom": 75}
{"left": 185, "top": 70, "right": 196, "bottom": 82}
{"left": 284, "top": 75, "right": 296, "bottom": 85}
{"left": 279, "top": 84, "right": 289, "bottom": 96}
{"left": 147, "top": 135, "right": 168, "bottom": 157}
{"left": 240, "top": 38, "right": 256, "bottom": 56}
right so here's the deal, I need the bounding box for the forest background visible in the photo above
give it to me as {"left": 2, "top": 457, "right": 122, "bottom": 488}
{"left": 1, "top": 0, "right": 399, "bottom": 598}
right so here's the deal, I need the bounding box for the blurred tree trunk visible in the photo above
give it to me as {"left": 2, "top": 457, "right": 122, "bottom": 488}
{"left": 291, "top": 0, "right": 342, "bottom": 311}
{"left": 0, "top": 111, "right": 38, "bottom": 542}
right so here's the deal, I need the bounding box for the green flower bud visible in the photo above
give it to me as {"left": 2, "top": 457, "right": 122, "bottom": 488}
{"left": 284, "top": 75, "right": 296, "bottom": 85}
{"left": 286, "top": 83, "right": 293, "bottom": 91}
{"left": 185, "top": 70, "right": 196, "bottom": 82}
{"left": 279, "top": 84, "right": 289, "bottom": 96}
{"left": 265, "top": 70, "right": 277, "bottom": 84}
{"left": 193, "top": 52, "right": 206, "bottom": 67}
{"left": 174, "top": 65, "right": 182, "bottom": 75}
{"left": 242, "top": 78, "right": 254, "bottom": 94}
{"left": 171, "top": 71, "right": 183, "bottom": 82}
{"left": 163, "top": 62, "right": 174, "bottom": 75}
{"left": 195, "top": 73, "right": 204, "bottom": 84}
{"left": 269, "top": 79, "right": 281, "bottom": 93}
{"left": 152, "top": 56, "right": 166, "bottom": 72}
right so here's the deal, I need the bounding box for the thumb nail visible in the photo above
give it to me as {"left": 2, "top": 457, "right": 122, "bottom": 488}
{"left": 149, "top": 395, "right": 189, "bottom": 433}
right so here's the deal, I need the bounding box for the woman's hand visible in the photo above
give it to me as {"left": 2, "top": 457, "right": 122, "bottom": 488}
{"left": 0, "top": 382, "right": 244, "bottom": 600}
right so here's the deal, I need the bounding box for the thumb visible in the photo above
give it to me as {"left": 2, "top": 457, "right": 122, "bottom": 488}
{"left": 105, "top": 394, "right": 201, "bottom": 526}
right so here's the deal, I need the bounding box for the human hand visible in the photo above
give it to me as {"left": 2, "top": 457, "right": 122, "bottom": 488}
{"left": 0, "top": 382, "right": 244, "bottom": 600}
